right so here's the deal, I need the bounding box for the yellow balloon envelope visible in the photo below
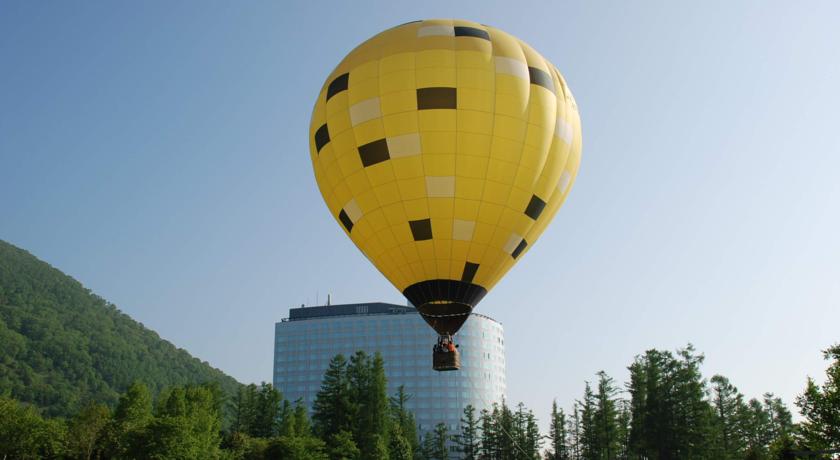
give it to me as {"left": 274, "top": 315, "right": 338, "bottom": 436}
{"left": 309, "top": 19, "right": 581, "bottom": 337}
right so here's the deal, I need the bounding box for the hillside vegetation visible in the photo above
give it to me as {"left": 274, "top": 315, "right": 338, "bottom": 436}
{"left": 0, "top": 239, "right": 241, "bottom": 418}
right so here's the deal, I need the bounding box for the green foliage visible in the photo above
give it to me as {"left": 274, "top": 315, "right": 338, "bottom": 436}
{"left": 624, "top": 345, "right": 714, "bottom": 460}
{"left": 547, "top": 400, "right": 569, "bottom": 460}
{"left": 231, "top": 382, "right": 289, "bottom": 438}
{"left": 140, "top": 384, "right": 224, "bottom": 459}
{"left": 390, "top": 384, "right": 419, "bottom": 455}
{"left": 67, "top": 401, "right": 110, "bottom": 459}
{"left": 389, "top": 423, "right": 414, "bottom": 460}
{"left": 265, "top": 435, "right": 329, "bottom": 460}
{"left": 454, "top": 404, "right": 480, "bottom": 459}
{"left": 795, "top": 343, "right": 840, "bottom": 451}
{"left": 327, "top": 430, "right": 361, "bottom": 460}
{"left": 424, "top": 422, "right": 449, "bottom": 460}
{"left": 313, "top": 354, "right": 355, "bottom": 442}
{"left": 313, "top": 350, "right": 392, "bottom": 459}
{"left": 0, "top": 396, "right": 66, "bottom": 459}
{"left": 0, "top": 239, "right": 241, "bottom": 420}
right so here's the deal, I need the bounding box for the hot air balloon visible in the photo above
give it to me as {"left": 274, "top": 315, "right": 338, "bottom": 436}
{"left": 309, "top": 19, "right": 581, "bottom": 370}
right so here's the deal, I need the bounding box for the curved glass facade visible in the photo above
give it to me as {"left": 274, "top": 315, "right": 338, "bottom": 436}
{"left": 273, "top": 302, "right": 506, "bottom": 434}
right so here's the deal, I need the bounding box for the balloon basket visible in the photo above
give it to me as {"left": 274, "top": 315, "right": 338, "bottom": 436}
{"left": 433, "top": 345, "right": 461, "bottom": 371}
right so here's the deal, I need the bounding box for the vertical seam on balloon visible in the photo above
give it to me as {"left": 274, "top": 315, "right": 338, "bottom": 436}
{"left": 465, "top": 26, "right": 501, "bottom": 290}
{"left": 409, "top": 36, "right": 435, "bottom": 309}
{"left": 445, "top": 21, "right": 460, "bottom": 292}
{"left": 516, "top": 56, "right": 561, "bottom": 256}
{"left": 372, "top": 52, "right": 406, "bottom": 291}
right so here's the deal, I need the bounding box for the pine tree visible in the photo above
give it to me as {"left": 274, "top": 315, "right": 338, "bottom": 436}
{"left": 389, "top": 423, "right": 414, "bottom": 460}
{"left": 579, "top": 382, "right": 597, "bottom": 460}
{"left": 347, "top": 351, "right": 390, "bottom": 459}
{"left": 454, "top": 404, "right": 480, "bottom": 460}
{"left": 710, "top": 374, "right": 747, "bottom": 459}
{"left": 567, "top": 403, "right": 582, "bottom": 460}
{"left": 479, "top": 407, "right": 498, "bottom": 459}
{"left": 390, "top": 385, "right": 419, "bottom": 455}
{"left": 547, "top": 400, "right": 569, "bottom": 460}
{"left": 429, "top": 422, "right": 450, "bottom": 460}
{"left": 795, "top": 343, "right": 840, "bottom": 451}
{"left": 313, "top": 354, "right": 355, "bottom": 442}
{"left": 593, "top": 371, "right": 620, "bottom": 459}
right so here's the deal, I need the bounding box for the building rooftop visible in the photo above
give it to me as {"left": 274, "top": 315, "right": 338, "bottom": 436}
{"left": 281, "top": 301, "right": 501, "bottom": 325}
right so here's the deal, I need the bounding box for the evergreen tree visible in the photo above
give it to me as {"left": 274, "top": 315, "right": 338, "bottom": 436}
{"left": 593, "top": 371, "right": 620, "bottom": 459}
{"left": 479, "top": 407, "right": 498, "bottom": 459}
{"left": 567, "top": 404, "right": 582, "bottom": 460}
{"left": 547, "top": 400, "right": 569, "bottom": 460}
{"left": 579, "top": 382, "right": 597, "bottom": 460}
{"left": 519, "top": 403, "right": 542, "bottom": 459}
{"left": 389, "top": 423, "right": 414, "bottom": 460}
{"left": 627, "top": 360, "right": 646, "bottom": 458}
{"left": 390, "top": 385, "right": 419, "bottom": 455}
{"left": 710, "top": 374, "right": 747, "bottom": 459}
{"left": 328, "top": 430, "right": 361, "bottom": 460}
{"left": 313, "top": 354, "right": 355, "bottom": 442}
{"left": 429, "top": 422, "right": 450, "bottom": 460}
{"left": 625, "top": 346, "right": 713, "bottom": 460}
{"left": 348, "top": 351, "right": 390, "bottom": 459}
{"left": 454, "top": 404, "right": 481, "bottom": 460}
{"left": 293, "top": 398, "right": 312, "bottom": 437}
{"left": 671, "top": 346, "right": 713, "bottom": 460}
{"left": 795, "top": 343, "right": 840, "bottom": 451}
{"left": 615, "top": 399, "right": 632, "bottom": 460}
{"left": 742, "top": 397, "right": 773, "bottom": 459}
{"left": 255, "top": 382, "right": 284, "bottom": 437}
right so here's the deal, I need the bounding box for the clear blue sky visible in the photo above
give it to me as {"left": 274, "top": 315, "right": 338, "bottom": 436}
{"left": 2, "top": 1, "right": 839, "bottom": 427}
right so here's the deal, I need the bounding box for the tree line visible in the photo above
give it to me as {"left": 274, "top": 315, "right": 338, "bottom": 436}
{"left": 2, "top": 344, "right": 838, "bottom": 459}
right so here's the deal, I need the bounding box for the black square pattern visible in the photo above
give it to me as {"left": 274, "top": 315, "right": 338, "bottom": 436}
{"left": 524, "top": 194, "right": 546, "bottom": 220}
{"left": 326, "top": 73, "right": 349, "bottom": 101}
{"left": 409, "top": 219, "right": 433, "bottom": 241}
{"left": 417, "top": 87, "right": 457, "bottom": 110}
{"left": 358, "top": 139, "right": 390, "bottom": 167}
{"left": 338, "top": 210, "right": 354, "bottom": 232}
{"left": 454, "top": 26, "right": 490, "bottom": 41}
{"left": 314, "top": 124, "right": 330, "bottom": 153}
{"left": 462, "top": 262, "right": 479, "bottom": 283}
{"left": 528, "top": 67, "right": 554, "bottom": 93}
{"left": 511, "top": 239, "right": 528, "bottom": 259}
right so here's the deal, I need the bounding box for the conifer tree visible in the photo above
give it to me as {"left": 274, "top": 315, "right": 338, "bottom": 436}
{"left": 710, "top": 374, "right": 747, "bottom": 459}
{"left": 579, "top": 382, "right": 597, "bottom": 460}
{"left": 547, "top": 400, "right": 569, "bottom": 460}
{"left": 313, "top": 354, "right": 354, "bottom": 442}
{"left": 593, "top": 371, "right": 620, "bottom": 459}
{"left": 429, "top": 422, "right": 450, "bottom": 460}
{"left": 454, "top": 404, "right": 480, "bottom": 460}
{"left": 390, "top": 385, "right": 419, "bottom": 455}
{"left": 795, "top": 343, "right": 840, "bottom": 451}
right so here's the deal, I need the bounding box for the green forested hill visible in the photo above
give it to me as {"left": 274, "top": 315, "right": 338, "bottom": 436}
{"left": 0, "top": 239, "right": 241, "bottom": 418}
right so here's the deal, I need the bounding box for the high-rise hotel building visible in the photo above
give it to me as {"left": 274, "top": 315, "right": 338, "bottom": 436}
{"left": 273, "top": 302, "right": 506, "bottom": 433}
